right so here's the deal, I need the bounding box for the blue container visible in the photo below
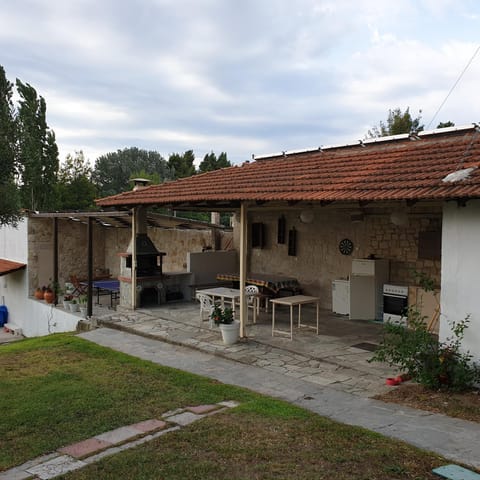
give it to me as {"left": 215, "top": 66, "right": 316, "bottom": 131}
{"left": 0, "top": 305, "right": 8, "bottom": 327}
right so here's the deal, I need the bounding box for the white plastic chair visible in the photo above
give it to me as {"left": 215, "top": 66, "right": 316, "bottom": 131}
{"left": 196, "top": 293, "right": 216, "bottom": 328}
{"left": 245, "top": 285, "right": 260, "bottom": 324}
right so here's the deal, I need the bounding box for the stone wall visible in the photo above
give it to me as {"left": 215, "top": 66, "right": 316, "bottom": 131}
{"left": 104, "top": 227, "right": 232, "bottom": 273}
{"left": 28, "top": 218, "right": 106, "bottom": 293}
{"left": 234, "top": 207, "right": 441, "bottom": 308}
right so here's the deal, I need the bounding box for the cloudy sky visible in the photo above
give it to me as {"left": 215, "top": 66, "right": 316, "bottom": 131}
{"left": 1, "top": 0, "right": 479, "bottom": 165}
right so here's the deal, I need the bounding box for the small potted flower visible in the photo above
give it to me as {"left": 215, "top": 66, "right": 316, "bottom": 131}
{"left": 63, "top": 293, "right": 73, "bottom": 310}
{"left": 211, "top": 305, "right": 239, "bottom": 345}
{"left": 78, "top": 295, "right": 88, "bottom": 317}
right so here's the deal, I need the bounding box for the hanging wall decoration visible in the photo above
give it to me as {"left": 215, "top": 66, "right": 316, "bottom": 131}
{"left": 277, "top": 215, "right": 286, "bottom": 244}
{"left": 338, "top": 238, "right": 354, "bottom": 256}
{"left": 288, "top": 227, "right": 297, "bottom": 256}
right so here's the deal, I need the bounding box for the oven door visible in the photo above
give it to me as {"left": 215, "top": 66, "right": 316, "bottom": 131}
{"left": 383, "top": 294, "right": 408, "bottom": 317}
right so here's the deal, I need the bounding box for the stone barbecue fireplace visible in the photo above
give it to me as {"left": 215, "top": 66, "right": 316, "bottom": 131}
{"left": 118, "top": 204, "right": 168, "bottom": 308}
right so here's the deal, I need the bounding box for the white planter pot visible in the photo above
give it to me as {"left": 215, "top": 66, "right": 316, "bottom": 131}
{"left": 79, "top": 306, "right": 87, "bottom": 317}
{"left": 70, "top": 303, "right": 79, "bottom": 312}
{"left": 219, "top": 321, "right": 240, "bottom": 345}
{"left": 63, "top": 300, "right": 71, "bottom": 310}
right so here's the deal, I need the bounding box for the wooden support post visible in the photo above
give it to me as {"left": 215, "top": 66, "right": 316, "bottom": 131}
{"left": 239, "top": 202, "right": 248, "bottom": 337}
{"left": 131, "top": 207, "right": 137, "bottom": 310}
{"left": 53, "top": 218, "right": 58, "bottom": 305}
{"left": 87, "top": 217, "right": 93, "bottom": 317}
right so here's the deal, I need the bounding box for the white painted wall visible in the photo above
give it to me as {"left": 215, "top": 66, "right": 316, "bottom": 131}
{"left": 441, "top": 200, "right": 480, "bottom": 361}
{"left": 0, "top": 218, "right": 79, "bottom": 337}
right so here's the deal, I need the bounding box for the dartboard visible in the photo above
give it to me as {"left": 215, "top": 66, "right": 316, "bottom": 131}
{"left": 339, "top": 238, "right": 354, "bottom": 256}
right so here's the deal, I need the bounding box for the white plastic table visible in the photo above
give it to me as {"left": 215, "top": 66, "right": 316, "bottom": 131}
{"left": 270, "top": 295, "right": 320, "bottom": 340}
{"left": 196, "top": 287, "right": 241, "bottom": 313}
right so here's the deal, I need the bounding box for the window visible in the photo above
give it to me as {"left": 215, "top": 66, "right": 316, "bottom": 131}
{"left": 251, "top": 222, "right": 266, "bottom": 248}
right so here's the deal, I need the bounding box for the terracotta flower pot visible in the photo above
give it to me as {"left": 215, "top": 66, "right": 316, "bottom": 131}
{"left": 34, "top": 288, "right": 44, "bottom": 300}
{"left": 44, "top": 290, "right": 55, "bottom": 304}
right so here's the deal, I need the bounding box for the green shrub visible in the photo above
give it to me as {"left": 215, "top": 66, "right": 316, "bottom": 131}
{"left": 370, "top": 310, "right": 480, "bottom": 392}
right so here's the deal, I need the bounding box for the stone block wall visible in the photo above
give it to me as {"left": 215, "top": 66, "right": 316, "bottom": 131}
{"left": 104, "top": 227, "right": 232, "bottom": 273}
{"left": 28, "top": 218, "right": 106, "bottom": 293}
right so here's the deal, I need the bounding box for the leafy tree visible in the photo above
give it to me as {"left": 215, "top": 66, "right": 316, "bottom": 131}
{"left": 437, "top": 121, "right": 455, "bottom": 128}
{"left": 57, "top": 151, "right": 96, "bottom": 210}
{"left": 93, "top": 147, "right": 172, "bottom": 198}
{"left": 0, "top": 66, "right": 21, "bottom": 226}
{"left": 168, "top": 150, "right": 196, "bottom": 179}
{"left": 129, "top": 169, "right": 162, "bottom": 185}
{"left": 198, "top": 151, "right": 231, "bottom": 173}
{"left": 16, "top": 80, "right": 59, "bottom": 211}
{"left": 367, "top": 107, "right": 424, "bottom": 138}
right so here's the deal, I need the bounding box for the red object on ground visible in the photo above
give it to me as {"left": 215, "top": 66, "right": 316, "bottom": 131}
{"left": 386, "top": 377, "right": 401, "bottom": 386}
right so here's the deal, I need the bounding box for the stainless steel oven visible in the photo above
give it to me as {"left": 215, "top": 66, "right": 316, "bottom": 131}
{"left": 383, "top": 284, "right": 408, "bottom": 326}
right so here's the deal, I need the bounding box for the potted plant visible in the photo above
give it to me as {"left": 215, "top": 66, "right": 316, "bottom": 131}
{"left": 78, "top": 295, "right": 88, "bottom": 317}
{"left": 69, "top": 298, "right": 79, "bottom": 312}
{"left": 34, "top": 287, "right": 44, "bottom": 300}
{"left": 63, "top": 293, "right": 73, "bottom": 310}
{"left": 211, "top": 305, "right": 239, "bottom": 345}
{"left": 43, "top": 286, "right": 55, "bottom": 304}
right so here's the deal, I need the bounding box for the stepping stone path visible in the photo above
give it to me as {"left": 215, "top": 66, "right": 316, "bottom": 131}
{"left": 0, "top": 401, "right": 239, "bottom": 480}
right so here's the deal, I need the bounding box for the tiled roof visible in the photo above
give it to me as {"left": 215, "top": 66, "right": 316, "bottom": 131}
{"left": 0, "top": 259, "right": 26, "bottom": 276}
{"left": 96, "top": 126, "right": 480, "bottom": 208}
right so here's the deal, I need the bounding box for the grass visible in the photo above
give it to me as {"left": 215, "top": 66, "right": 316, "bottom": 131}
{"left": 0, "top": 333, "right": 453, "bottom": 479}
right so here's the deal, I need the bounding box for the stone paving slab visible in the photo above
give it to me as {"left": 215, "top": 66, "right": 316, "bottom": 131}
{"left": 186, "top": 404, "right": 219, "bottom": 414}
{"left": 26, "top": 455, "right": 86, "bottom": 480}
{"left": 166, "top": 411, "right": 204, "bottom": 426}
{"left": 130, "top": 418, "right": 167, "bottom": 433}
{"left": 95, "top": 425, "right": 143, "bottom": 444}
{"left": 0, "top": 454, "right": 61, "bottom": 480}
{"left": 59, "top": 438, "right": 112, "bottom": 458}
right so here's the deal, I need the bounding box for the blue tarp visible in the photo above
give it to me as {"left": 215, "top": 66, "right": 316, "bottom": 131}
{"left": 0, "top": 305, "right": 8, "bottom": 327}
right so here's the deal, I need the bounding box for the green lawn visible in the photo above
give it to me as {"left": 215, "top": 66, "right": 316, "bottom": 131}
{"left": 1, "top": 334, "right": 446, "bottom": 479}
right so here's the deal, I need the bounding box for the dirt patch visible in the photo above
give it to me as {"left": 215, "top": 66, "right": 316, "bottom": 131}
{"left": 375, "top": 383, "right": 480, "bottom": 423}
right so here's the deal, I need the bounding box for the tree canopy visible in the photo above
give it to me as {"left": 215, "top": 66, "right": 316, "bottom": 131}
{"left": 198, "top": 151, "right": 231, "bottom": 173}
{"left": 57, "top": 151, "right": 96, "bottom": 210}
{"left": 167, "top": 150, "right": 196, "bottom": 179}
{"left": 0, "top": 66, "right": 21, "bottom": 226}
{"left": 93, "top": 147, "right": 172, "bottom": 198}
{"left": 367, "top": 107, "right": 424, "bottom": 138}
{"left": 16, "top": 80, "right": 59, "bottom": 211}
{"left": 0, "top": 67, "right": 59, "bottom": 225}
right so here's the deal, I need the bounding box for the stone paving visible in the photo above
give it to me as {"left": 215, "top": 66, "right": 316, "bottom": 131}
{"left": 0, "top": 401, "right": 239, "bottom": 480}
{"left": 94, "top": 301, "right": 394, "bottom": 398}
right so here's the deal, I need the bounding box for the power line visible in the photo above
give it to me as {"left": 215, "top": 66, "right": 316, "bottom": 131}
{"left": 427, "top": 44, "right": 480, "bottom": 129}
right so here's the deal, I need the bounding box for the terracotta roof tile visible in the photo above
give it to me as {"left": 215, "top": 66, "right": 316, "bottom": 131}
{"left": 0, "top": 259, "right": 26, "bottom": 276}
{"left": 96, "top": 127, "right": 480, "bottom": 207}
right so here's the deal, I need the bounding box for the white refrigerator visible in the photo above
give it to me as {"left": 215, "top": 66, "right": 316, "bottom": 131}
{"left": 349, "top": 259, "right": 389, "bottom": 321}
{"left": 332, "top": 280, "right": 350, "bottom": 315}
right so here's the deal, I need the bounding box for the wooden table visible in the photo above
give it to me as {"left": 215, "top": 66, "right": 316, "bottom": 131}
{"left": 270, "top": 295, "right": 320, "bottom": 340}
